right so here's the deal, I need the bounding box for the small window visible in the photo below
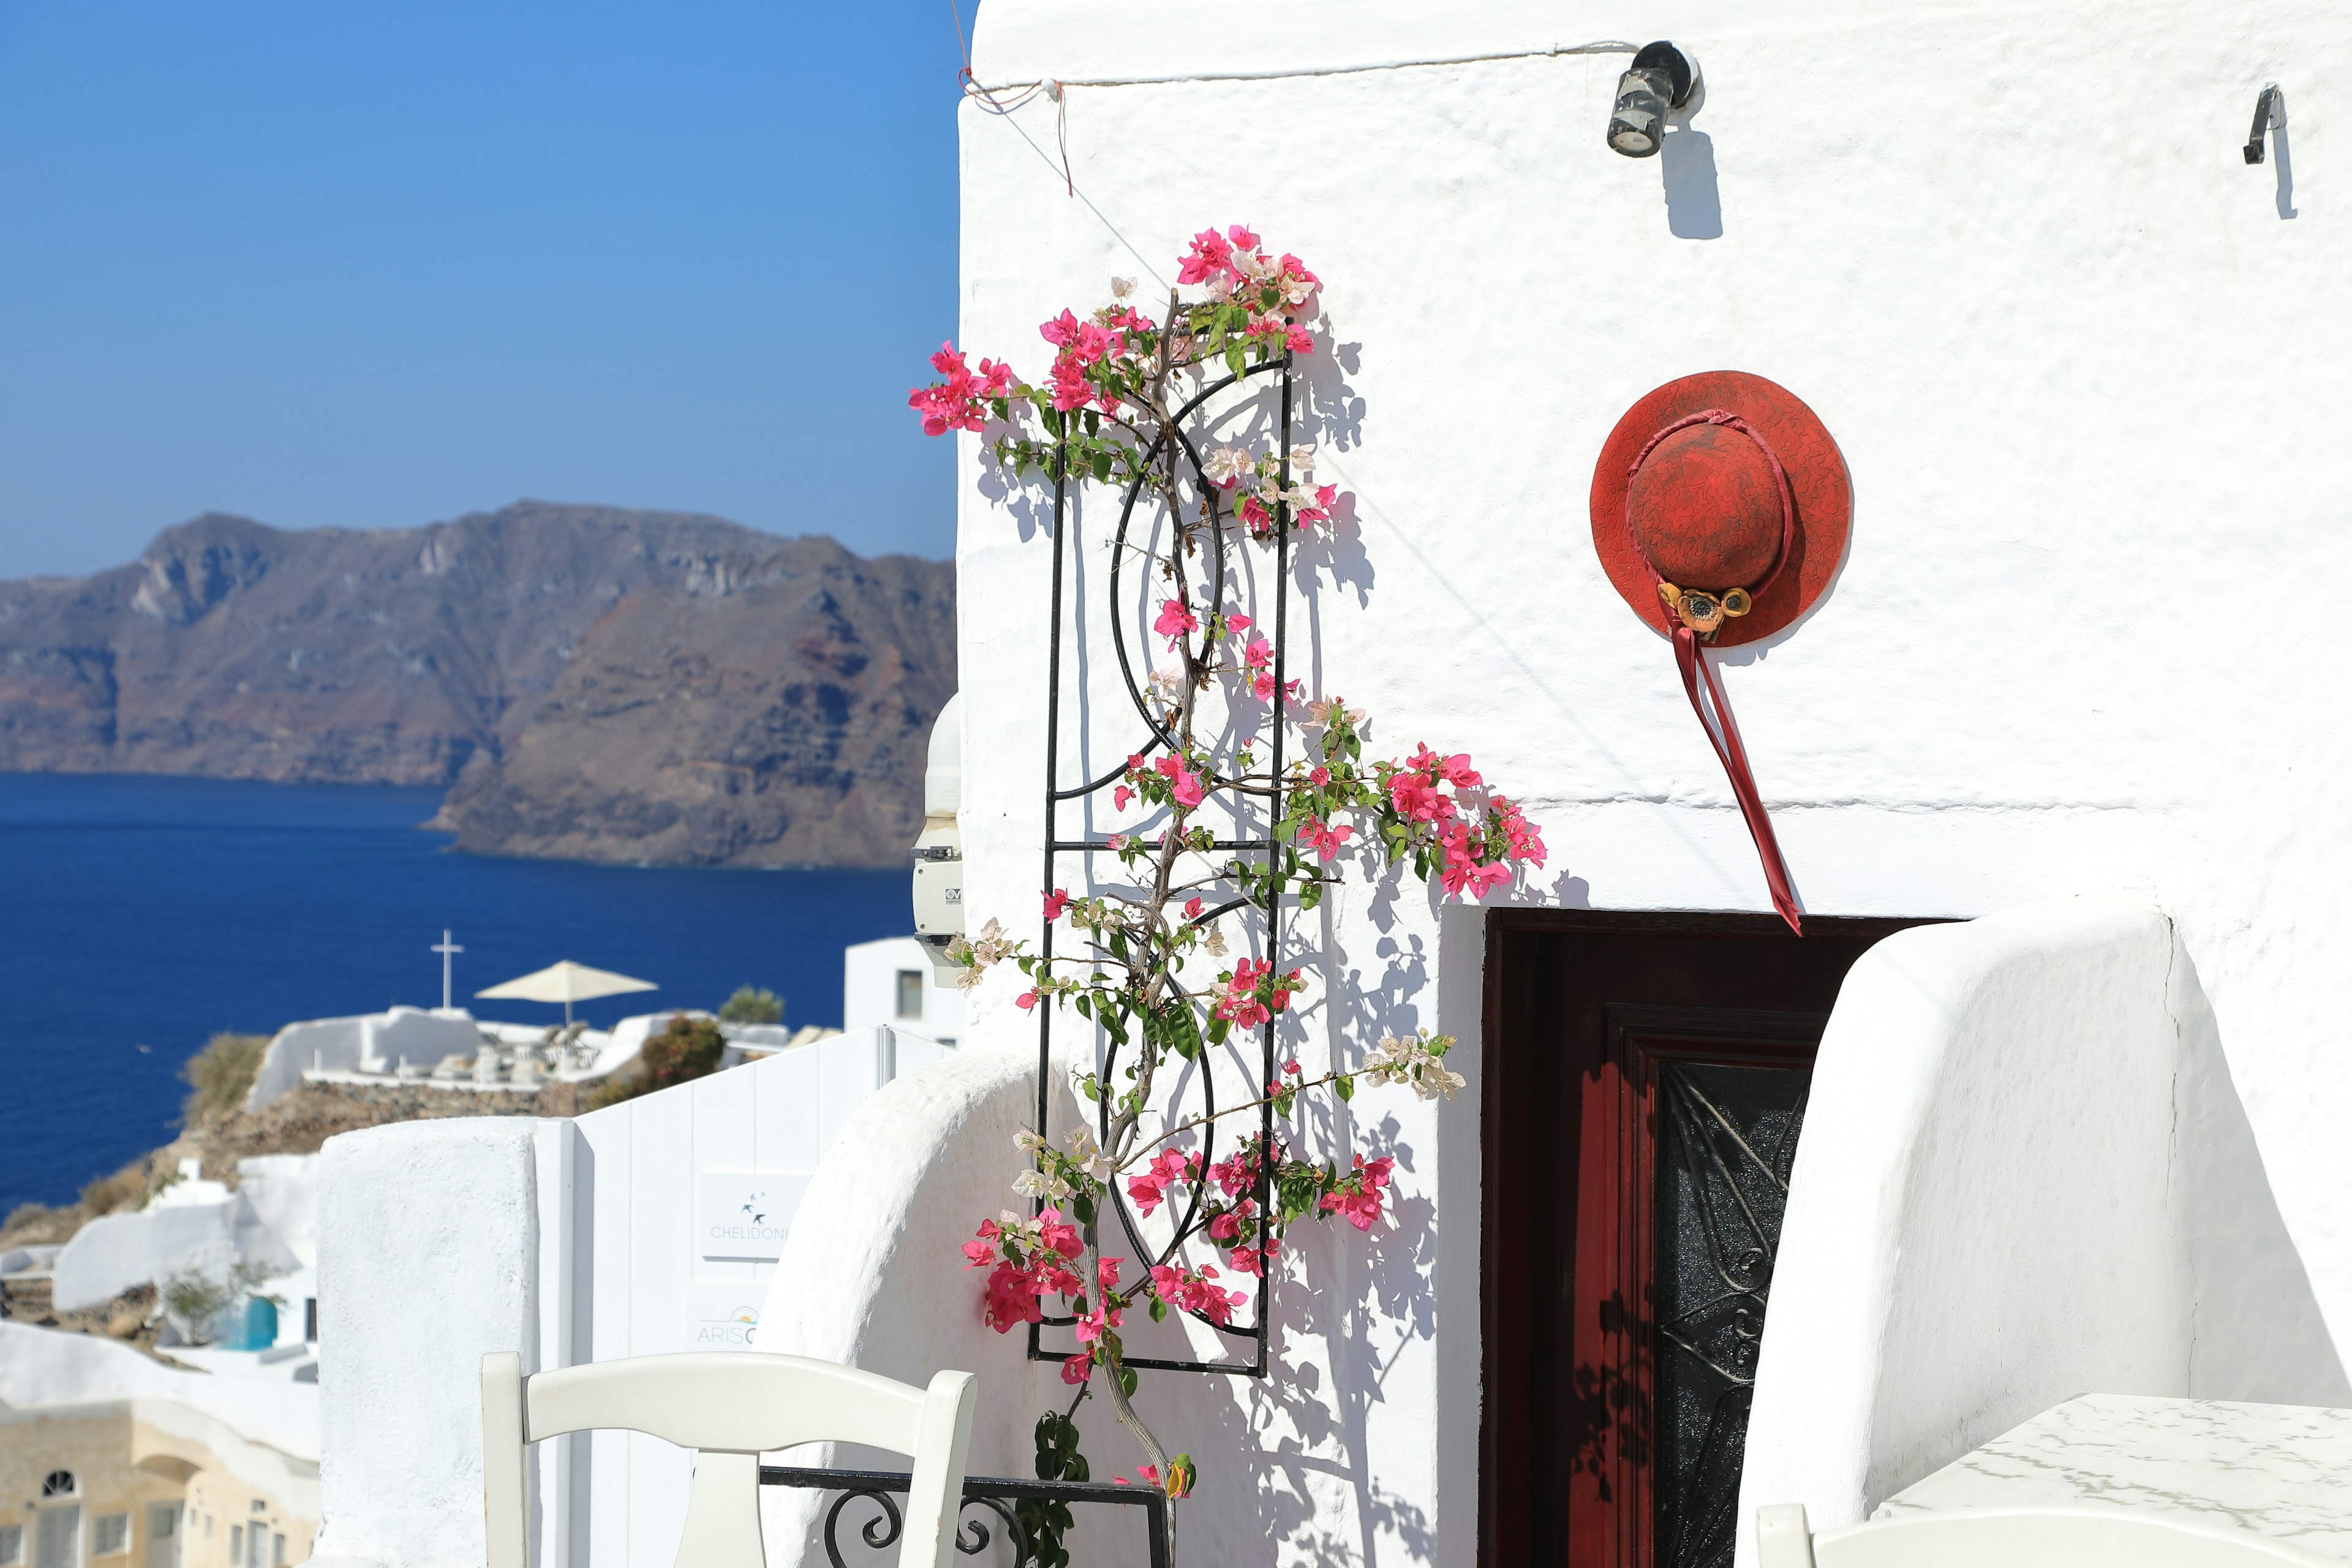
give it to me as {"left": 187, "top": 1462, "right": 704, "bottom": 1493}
{"left": 247, "top": 1504, "right": 263, "bottom": 1517}
{"left": 894, "top": 970, "right": 924, "bottom": 1020}
{"left": 271, "top": 1535, "right": 284, "bottom": 1566}
{"left": 146, "top": 1506, "right": 175, "bottom": 1540}
{"left": 0, "top": 1524, "right": 23, "bottom": 1566}
{"left": 92, "top": 1514, "right": 128, "bottom": 1557}
{"left": 203, "top": 1516, "right": 213, "bottom": 1540}
{"left": 39, "top": 1473, "right": 74, "bottom": 1499}
{"left": 229, "top": 1525, "right": 242, "bottom": 1561}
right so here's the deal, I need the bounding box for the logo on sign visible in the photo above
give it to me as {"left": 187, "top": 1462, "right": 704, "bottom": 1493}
{"left": 696, "top": 1303, "right": 760, "bottom": 1348}
{"left": 698, "top": 1171, "right": 811, "bottom": 1260}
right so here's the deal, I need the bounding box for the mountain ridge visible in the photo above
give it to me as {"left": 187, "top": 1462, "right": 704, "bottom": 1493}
{"left": 0, "top": 502, "right": 956, "bottom": 867}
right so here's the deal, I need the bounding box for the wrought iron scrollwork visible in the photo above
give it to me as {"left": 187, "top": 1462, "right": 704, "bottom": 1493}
{"left": 1654, "top": 1059, "right": 1810, "bottom": 1568}
{"left": 764, "top": 1463, "right": 1171, "bottom": 1568}
{"left": 1028, "top": 355, "right": 1298, "bottom": 1378}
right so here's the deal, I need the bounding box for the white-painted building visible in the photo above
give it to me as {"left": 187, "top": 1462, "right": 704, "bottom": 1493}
{"left": 840, "top": 937, "right": 965, "bottom": 1048}
{"left": 283, "top": 6, "right": 2352, "bottom": 1568}
{"left": 758, "top": 5, "right": 2352, "bottom": 1568}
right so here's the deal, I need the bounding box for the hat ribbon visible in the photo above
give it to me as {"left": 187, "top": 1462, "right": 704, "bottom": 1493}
{"left": 1624, "top": 408, "right": 1804, "bottom": 937}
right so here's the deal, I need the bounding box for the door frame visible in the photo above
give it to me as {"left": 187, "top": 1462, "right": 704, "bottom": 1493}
{"left": 1477, "top": 908, "right": 1935, "bottom": 1568}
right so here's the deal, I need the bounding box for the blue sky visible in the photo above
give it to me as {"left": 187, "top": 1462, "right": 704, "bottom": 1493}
{"left": 0, "top": 2, "right": 969, "bottom": 576}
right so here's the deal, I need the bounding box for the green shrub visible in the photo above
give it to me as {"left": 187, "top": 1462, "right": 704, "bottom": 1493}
{"left": 589, "top": 1014, "right": 727, "bottom": 1109}
{"left": 181, "top": 1032, "right": 270, "bottom": 1126}
{"left": 641, "top": 1015, "right": 726, "bottom": 1091}
{"left": 718, "top": 986, "right": 783, "bottom": 1025}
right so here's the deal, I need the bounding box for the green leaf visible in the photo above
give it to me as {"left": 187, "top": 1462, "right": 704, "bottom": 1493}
{"left": 1072, "top": 1192, "right": 1096, "bottom": 1225}
{"left": 1117, "top": 1364, "right": 1139, "bottom": 1399}
{"left": 1091, "top": 449, "right": 1113, "bottom": 483}
{"left": 1148, "top": 1296, "right": 1168, "bottom": 1322}
{"left": 1300, "top": 882, "right": 1324, "bottom": 912}
{"left": 1207, "top": 1015, "right": 1231, "bottom": 1046}
{"left": 1335, "top": 1072, "right": 1355, "bottom": 1102}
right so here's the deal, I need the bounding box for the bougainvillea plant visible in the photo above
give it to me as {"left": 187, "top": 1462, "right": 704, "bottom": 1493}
{"left": 911, "top": 225, "right": 1546, "bottom": 1564}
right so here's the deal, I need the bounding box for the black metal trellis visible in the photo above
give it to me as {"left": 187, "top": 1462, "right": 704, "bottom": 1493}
{"left": 760, "top": 1463, "right": 1172, "bottom": 1568}
{"left": 1025, "top": 353, "right": 1296, "bottom": 1379}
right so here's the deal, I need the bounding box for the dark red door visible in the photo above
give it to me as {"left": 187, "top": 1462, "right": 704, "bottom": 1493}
{"left": 1480, "top": 911, "right": 1937, "bottom": 1568}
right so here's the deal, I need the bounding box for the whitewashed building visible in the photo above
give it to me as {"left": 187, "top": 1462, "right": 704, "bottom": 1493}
{"left": 761, "top": 3, "right": 2352, "bottom": 1567}
{"left": 841, "top": 937, "right": 965, "bottom": 1049}
{"left": 297, "top": 4, "right": 2352, "bottom": 1568}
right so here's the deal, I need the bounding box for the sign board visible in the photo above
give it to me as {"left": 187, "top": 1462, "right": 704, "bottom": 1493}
{"left": 697, "top": 1170, "right": 810, "bottom": 1261}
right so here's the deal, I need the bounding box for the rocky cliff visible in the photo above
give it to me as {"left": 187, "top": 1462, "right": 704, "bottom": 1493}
{"left": 0, "top": 502, "right": 956, "bottom": 867}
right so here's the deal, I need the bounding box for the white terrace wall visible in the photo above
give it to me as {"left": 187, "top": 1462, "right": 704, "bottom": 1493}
{"left": 1740, "top": 897, "right": 2346, "bottom": 1562}
{"left": 307, "top": 1028, "right": 946, "bottom": 1568}
{"left": 951, "top": 3, "right": 2352, "bottom": 1566}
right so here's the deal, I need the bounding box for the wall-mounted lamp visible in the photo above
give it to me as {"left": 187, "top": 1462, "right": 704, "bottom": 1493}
{"left": 2245, "top": 83, "right": 2286, "bottom": 164}
{"left": 1608, "top": 40, "right": 1697, "bottom": 158}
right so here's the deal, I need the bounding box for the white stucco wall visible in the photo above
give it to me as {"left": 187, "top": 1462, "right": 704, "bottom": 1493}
{"left": 238, "top": 1155, "right": 322, "bottom": 1270}
{"left": 949, "top": 2, "right": 2351, "bottom": 1564}
{"left": 53, "top": 1191, "right": 301, "bottom": 1314}
{"left": 1738, "top": 895, "right": 2346, "bottom": 1564}
{"left": 246, "top": 1008, "right": 488, "bottom": 1110}
{"left": 309, "top": 1117, "right": 556, "bottom": 1568}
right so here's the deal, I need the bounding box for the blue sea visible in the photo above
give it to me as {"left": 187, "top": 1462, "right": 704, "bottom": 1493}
{"left": 0, "top": 773, "right": 911, "bottom": 1212}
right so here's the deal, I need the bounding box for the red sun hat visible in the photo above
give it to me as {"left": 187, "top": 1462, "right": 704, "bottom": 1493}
{"left": 1588, "top": 371, "right": 1850, "bottom": 646}
{"left": 1587, "top": 371, "right": 1851, "bottom": 937}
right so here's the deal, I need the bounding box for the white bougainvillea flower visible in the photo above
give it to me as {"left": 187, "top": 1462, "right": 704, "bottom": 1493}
{"left": 1289, "top": 442, "right": 1317, "bottom": 475}
{"left": 1110, "top": 276, "right": 1137, "bottom": 298}
{"left": 1061, "top": 1126, "right": 1114, "bottom": 1182}
{"left": 1202, "top": 445, "right": 1254, "bottom": 488}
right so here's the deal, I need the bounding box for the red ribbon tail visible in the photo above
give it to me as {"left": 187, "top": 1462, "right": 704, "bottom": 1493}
{"left": 1671, "top": 627, "right": 1804, "bottom": 936}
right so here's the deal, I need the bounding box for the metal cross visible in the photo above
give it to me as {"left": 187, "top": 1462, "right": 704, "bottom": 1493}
{"left": 431, "top": 929, "right": 464, "bottom": 1011}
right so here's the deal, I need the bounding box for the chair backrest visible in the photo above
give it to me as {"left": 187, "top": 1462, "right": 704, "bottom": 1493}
{"left": 482, "top": 1351, "right": 976, "bottom": 1568}
{"left": 1757, "top": 1502, "right": 2331, "bottom": 1567}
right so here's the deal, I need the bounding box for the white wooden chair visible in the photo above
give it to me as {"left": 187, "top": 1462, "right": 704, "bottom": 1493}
{"left": 1757, "top": 1502, "right": 2331, "bottom": 1566}
{"left": 481, "top": 1351, "right": 977, "bottom": 1568}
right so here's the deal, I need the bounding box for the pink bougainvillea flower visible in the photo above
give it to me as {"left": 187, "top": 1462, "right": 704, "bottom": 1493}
{"left": 1153, "top": 598, "right": 1199, "bottom": 649}
{"left": 1114, "top": 785, "right": 1134, "bottom": 812}
{"left": 909, "top": 342, "right": 1016, "bottom": 437}
{"left": 1215, "top": 958, "right": 1273, "bottom": 1030}
{"left": 1300, "top": 815, "right": 1354, "bottom": 864}
{"left": 1177, "top": 227, "right": 1235, "bottom": 286}
{"left": 1061, "top": 1352, "right": 1093, "bottom": 1385}
{"left": 1308, "top": 766, "right": 1330, "bottom": 786}
{"left": 1073, "top": 1298, "right": 1124, "bottom": 1344}
{"left": 1225, "top": 612, "right": 1253, "bottom": 635}
{"left": 1038, "top": 309, "right": 1080, "bottom": 347}
{"left": 1154, "top": 754, "right": 1205, "bottom": 809}
{"left": 1043, "top": 888, "right": 1071, "bottom": 922}
{"left": 1014, "top": 989, "right": 1039, "bottom": 1012}
{"left": 1183, "top": 895, "right": 1205, "bottom": 919}
{"left": 1319, "top": 1154, "right": 1396, "bottom": 1232}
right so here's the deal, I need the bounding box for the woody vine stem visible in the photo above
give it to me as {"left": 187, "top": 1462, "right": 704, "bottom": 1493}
{"left": 911, "top": 225, "right": 1548, "bottom": 1564}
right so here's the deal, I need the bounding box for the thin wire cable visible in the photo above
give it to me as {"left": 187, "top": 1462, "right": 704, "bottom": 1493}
{"left": 947, "top": 0, "right": 1071, "bottom": 192}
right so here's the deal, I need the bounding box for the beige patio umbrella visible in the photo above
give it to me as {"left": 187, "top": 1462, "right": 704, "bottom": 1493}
{"left": 475, "top": 960, "right": 657, "bottom": 1027}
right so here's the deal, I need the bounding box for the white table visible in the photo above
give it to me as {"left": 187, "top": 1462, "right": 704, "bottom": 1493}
{"left": 1876, "top": 1393, "right": 2352, "bottom": 1559}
